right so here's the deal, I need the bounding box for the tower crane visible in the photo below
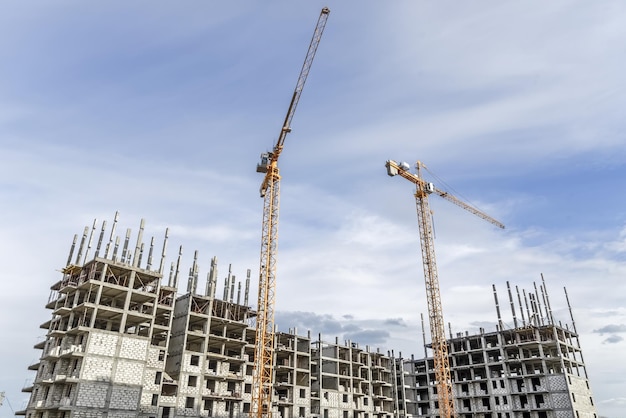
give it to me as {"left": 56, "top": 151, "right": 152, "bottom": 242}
{"left": 385, "top": 159, "right": 504, "bottom": 418}
{"left": 252, "top": 8, "right": 330, "bottom": 418}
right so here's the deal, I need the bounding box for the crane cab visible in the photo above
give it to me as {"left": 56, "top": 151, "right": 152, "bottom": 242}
{"left": 256, "top": 152, "right": 271, "bottom": 173}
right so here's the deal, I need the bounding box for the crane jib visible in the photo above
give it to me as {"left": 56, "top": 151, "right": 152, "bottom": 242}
{"left": 259, "top": 10, "right": 330, "bottom": 174}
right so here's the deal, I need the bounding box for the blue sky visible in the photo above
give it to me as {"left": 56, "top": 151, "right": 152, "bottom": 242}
{"left": 1, "top": 1, "right": 626, "bottom": 417}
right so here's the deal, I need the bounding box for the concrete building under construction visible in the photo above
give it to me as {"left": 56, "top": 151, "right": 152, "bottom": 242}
{"left": 17, "top": 216, "right": 598, "bottom": 418}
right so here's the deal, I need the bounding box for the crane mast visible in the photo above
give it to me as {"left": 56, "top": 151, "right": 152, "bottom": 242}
{"left": 252, "top": 8, "right": 330, "bottom": 418}
{"left": 386, "top": 159, "right": 504, "bottom": 418}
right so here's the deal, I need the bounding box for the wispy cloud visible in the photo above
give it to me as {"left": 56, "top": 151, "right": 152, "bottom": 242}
{"left": 593, "top": 324, "right": 626, "bottom": 335}
{"left": 601, "top": 335, "right": 623, "bottom": 345}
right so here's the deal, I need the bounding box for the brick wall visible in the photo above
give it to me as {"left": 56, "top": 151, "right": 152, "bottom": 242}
{"left": 74, "top": 330, "right": 154, "bottom": 415}
{"left": 109, "top": 386, "right": 141, "bottom": 410}
{"left": 75, "top": 382, "right": 109, "bottom": 408}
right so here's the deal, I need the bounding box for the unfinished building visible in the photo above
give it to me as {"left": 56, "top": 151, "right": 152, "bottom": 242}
{"left": 398, "top": 281, "right": 597, "bottom": 418}
{"left": 17, "top": 216, "right": 597, "bottom": 418}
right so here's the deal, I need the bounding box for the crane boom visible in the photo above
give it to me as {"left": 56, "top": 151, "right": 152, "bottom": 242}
{"left": 252, "top": 8, "right": 330, "bottom": 418}
{"left": 258, "top": 7, "right": 330, "bottom": 196}
{"left": 388, "top": 160, "right": 505, "bottom": 229}
{"left": 386, "top": 159, "right": 504, "bottom": 418}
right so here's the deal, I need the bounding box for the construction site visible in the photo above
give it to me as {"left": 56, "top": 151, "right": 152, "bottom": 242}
{"left": 16, "top": 214, "right": 597, "bottom": 418}
{"left": 15, "top": 7, "right": 599, "bottom": 418}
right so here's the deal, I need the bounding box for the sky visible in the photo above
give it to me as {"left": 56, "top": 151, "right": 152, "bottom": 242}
{"left": 1, "top": 1, "right": 625, "bottom": 417}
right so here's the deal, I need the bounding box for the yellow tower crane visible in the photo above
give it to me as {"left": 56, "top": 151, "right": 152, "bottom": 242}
{"left": 252, "top": 8, "right": 330, "bottom": 418}
{"left": 385, "top": 159, "right": 504, "bottom": 418}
